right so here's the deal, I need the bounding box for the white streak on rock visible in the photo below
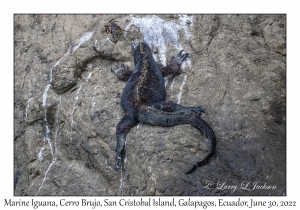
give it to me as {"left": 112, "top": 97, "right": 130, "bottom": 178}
{"left": 36, "top": 30, "right": 93, "bottom": 195}
{"left": 35, "top": 159, "right": 55, "bottom": 195}
{"left": 38, "top": 146, "right": 45, "bottom": 163}
{"left": 72, "top": 31, "right": 94, "bottom": 52}
{"left": 170, "top": 76, "right": 178, "bottom": 91}
{"left": 178, "top": 15, "right": 193, "bottom": 40}
{"left": 91, "top": 86, "right": 97, "bottom": 113}
{"left": 86, "top": 72, "right": 93, "bottom": 82}
{"left": 45, "top": 125, "right": 51, "bottom": 142}
{"left": 42, "top": 84, "right": 51, "bottom": 107}
{"left": 35, "top": 95, "right": 62, "bottom": 195}
{"left": 125, "top": 15, "right": 179, "bottom": 66}
{"left": 119, "top": 167, "right": 125, "bottom": 195}
{"left": 39, "top": 84, "right": 52, "bottom": 166}
{"left": 49, "top": 45, "right": 72, "bottom": 82}
{"left": 28, "top": 181, "right": 36, "bottom": 190}
{"left": 125, "top": 15, "right": 193, "bottom": 66}
{"left": 176, "top": 58, "right": 192, "bottom": 104}
{"left": 25, "top": 97, "right": 34, "bottom": 120}
{"left": 70, "top": 85, "right": 82, "bottom": 142}
{"left": 176, "top": 74, "right": 187, "bottom": 104}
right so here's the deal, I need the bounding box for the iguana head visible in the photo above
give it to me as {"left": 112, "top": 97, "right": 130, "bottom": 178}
{"left": 131, "top": 40, "right": 152, "bottom": 65}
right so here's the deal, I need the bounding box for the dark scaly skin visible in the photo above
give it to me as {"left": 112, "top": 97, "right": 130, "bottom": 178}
{"left": 111, "top": 41, "right": 216, "bottom": 174}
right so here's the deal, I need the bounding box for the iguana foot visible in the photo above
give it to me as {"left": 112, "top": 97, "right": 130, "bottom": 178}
{"left": 187, "top": 105, "right": 207, "bottom": 117}
{"left": 161, "top": 50, "right": 189, "bottom": 77}
{"left": 111, "top": 63, "right": 129, "bottom": 74}
{"left": 171, "top": 50, "right": 189, "bottom": 65}
{"left": 177, "top": 105, "right": 206, "bottom": 117}
{"left": 114, "top": 134, "right": 125, "bottom": 169}
{"left": 111, "top": 64, "right": 132, "bottom": 81}
{"left": 114, "top": 114, "right": 137, "bottom": 169}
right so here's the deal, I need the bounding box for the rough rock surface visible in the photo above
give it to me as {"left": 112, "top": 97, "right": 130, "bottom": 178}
{"left": 14, "top": 14, "right": 286, "bottom": 196}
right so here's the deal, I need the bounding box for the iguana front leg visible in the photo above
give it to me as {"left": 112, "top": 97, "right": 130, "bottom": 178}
{"left": 161, "top": 50, "right": 189, "bottom": 77}
{"left": 111, "top": 64, "right": 133, "bottom": 81}
{"left": 151, "top": 101, "right": 206, "bottom": 117}
{"left": 115, "top": 113, "right": 137, "bottom": 168}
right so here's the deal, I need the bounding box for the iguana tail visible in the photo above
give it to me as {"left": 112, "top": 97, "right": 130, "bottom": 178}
{"left": 185, "top": 117, "right": 216, "bottom": 174}
{"left": 138, "top": 107, "right": 216, "bottom": 174}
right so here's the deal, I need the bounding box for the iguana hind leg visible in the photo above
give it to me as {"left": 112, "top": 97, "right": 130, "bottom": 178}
{"left": 138, "top": 105, "right": 216, "bottom": 173}
{"left": 115, "top": 113, "right": 137, "bottom": 168}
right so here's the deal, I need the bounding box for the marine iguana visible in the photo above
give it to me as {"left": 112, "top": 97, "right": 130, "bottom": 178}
{"left": 111, "top": 41, "right": 216, "bottom": 174}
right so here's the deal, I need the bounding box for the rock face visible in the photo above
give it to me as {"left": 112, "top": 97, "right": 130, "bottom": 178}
{"left": 14, "top": 14, "right": 286, "bottom": 196}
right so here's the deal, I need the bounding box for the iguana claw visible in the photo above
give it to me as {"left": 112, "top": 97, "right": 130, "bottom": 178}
{"left": 171, "top": 50, "right": 189, "bottom": 65}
